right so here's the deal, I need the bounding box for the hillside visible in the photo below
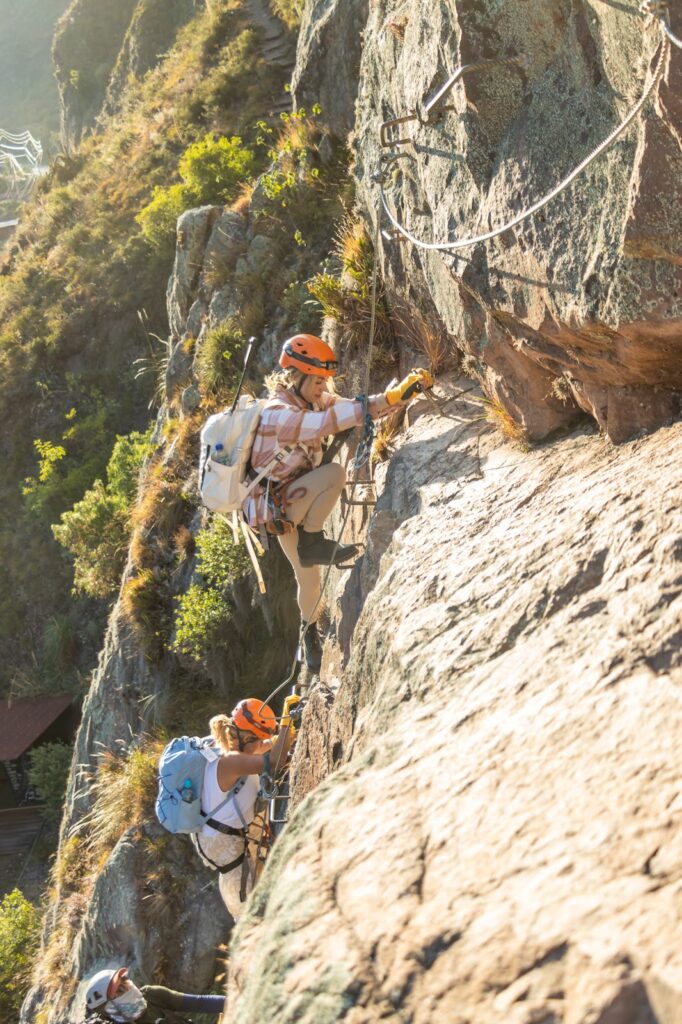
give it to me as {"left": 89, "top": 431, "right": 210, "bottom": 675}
{"left": 7, "top": 0, "right": 682, "bottom": 1022}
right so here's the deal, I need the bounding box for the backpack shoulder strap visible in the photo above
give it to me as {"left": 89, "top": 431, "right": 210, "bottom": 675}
{"left": 201, "top": 774, "right": 249, "bottom": 826}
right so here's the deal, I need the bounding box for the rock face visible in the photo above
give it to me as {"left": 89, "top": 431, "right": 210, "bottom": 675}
{"left": 225, "top": 382, "right": 682, "bottom": 1022}
{"left": 343, "top": 0, "right": 682, "bottom": 442}
{"left": 20, "top": 189, "right": 297, "bottom": 1024}
{"left": 53, "top": 0, "right": 196, "bottom": 148}
{"left": 292, "top": 0, "right": 369, "bottom": 138}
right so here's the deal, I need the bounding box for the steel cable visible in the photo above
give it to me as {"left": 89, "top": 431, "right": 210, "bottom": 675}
{"left": 378, "top": 15, "right": 674, "bottom": 252}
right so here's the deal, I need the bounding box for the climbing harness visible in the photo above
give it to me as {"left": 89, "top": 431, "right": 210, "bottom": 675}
{"left": 377, "top": 4, "right": 680, "bottom": 252}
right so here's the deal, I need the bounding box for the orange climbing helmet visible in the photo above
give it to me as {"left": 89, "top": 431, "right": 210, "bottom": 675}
{"left": 231, "top": 698, "right": 277, "bottom": 739}
{"left": 279, "top": 334, "right": 338, "bottom": 378}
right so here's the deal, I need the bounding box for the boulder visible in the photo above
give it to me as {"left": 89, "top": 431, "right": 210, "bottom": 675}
{"left": 166, "top": 206, "right": 221, "bottom": 339}
{"left": 199, "top": 210, "right": 248, "bottom": 293}
{"left": 225, "top": 382, "right": 682, "bottom": 1022}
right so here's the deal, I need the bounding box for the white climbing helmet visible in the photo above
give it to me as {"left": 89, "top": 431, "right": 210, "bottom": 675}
{"left": 85, "top": 967, "right": 126, "bottom": 1010}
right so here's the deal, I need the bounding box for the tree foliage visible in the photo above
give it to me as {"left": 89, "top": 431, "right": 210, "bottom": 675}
{"left": 0, "top": 889, "right": 41, "bottom": 1019}
{"left": 53, "top": 429, "right": 153, "bottom": 599}
{"left": 28, "top": 741, "right": 73, "bottom": 821}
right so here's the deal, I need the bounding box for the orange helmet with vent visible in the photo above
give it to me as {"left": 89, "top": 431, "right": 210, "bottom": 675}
{"left": 231, "top": 698, "right": 277, "bottom": 739}
{"left": 279, "top": 334, "right": 338, "bottom": 378}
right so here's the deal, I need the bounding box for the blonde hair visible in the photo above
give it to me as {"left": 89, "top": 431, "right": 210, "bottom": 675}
{"left": 209, "top": 713, "right": 238, "bottom": 754}
{"left": 264, "top": 367, "right": 337, "bottom": 398}
{"left": 264, "top": 367, "right": 304, "bottom": 396}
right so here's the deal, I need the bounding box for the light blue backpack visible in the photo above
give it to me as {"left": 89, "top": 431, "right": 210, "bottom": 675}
{"left": 155, "top": 735, "right": 246, "bottom": 834}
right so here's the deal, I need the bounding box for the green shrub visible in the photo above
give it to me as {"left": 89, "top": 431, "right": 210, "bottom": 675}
{"left": 135, "top": 183, "right": 187, "bottom": 255}
{"left": 172, "top": 517, "right": 251, "bottom": 661}
{"left": 28, "top": 741, "right": 73, "bottom": 822}
{"left": 0, "top": 889, "right": 41, "bottom": 1020}
{"left": 172, "top": 583, "right": 233, "bottom": 661}
{"left": 23, "top": 404, "right": 115, "bottom": 524}
{"left": 53, "top": 429, "right": 154, "bottom": 599}
{"left": 271, "top": 0, "right": 304, "bottom": 29}
{"left": 281, "top": 280, "right": 323, "bottom": 333}
{"left": 137, "top": 134, "right": 256, "bottom": 252}
{"left": 179, "top": 133, "right": 255, "bottom": 202}
{"left": 194, "top": 318, "right": 245, "bottom": 395}
{"left": 41, "top": 614, "right": 80, "bottom": 682}
{"left": 307, "top": 219, "right": 391, "bottom": 350}
{"left": 195, "top": 515, "right": 251, "bottom": 588}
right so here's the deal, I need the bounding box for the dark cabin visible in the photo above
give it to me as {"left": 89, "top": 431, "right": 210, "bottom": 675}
{"left": 0, "top": 694, "right": 76, "bottom": 809}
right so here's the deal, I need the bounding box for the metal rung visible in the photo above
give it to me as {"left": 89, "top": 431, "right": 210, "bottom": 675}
{"left": 269, "top": 793, "right": 290, "bottom": 826}
{"left": 343, "top": 498, "right": 377, "bottom": 506}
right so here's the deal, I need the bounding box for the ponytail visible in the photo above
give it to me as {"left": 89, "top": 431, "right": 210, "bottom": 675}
{"left": 209, "top": 713, "right": 234, "bottom": 753}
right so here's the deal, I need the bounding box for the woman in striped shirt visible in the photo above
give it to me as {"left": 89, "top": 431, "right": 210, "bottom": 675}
{"left": 243, "top": 334, "right": 432, "bottom": 672}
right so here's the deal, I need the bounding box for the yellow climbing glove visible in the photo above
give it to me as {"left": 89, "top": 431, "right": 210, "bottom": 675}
{"left": 385, "top": 368, "right": 434, "bottom": 406}
{"left": 281, "top": 694, "right": 302, "bottom": 736}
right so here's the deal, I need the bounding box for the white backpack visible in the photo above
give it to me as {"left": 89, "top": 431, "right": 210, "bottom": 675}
{"left": 198, "top": 394, "right": 293, "bottom": 592}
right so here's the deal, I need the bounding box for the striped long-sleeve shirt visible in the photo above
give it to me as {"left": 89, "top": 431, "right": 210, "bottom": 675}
{"left": 243, "top": 386, "right": 392, "bottom": 527}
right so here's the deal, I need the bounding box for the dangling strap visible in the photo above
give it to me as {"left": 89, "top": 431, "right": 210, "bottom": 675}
{"left": 228, "top": 510, "right": 240, "bottom": 544}
{"left": 242, "top": 444, "right": 296, "bottom": 499}
{"left": 239, "top": 852, "right": 250, "bottom": 902}
{"left": 240, "top": 518, "right": 267, "bottom": 594}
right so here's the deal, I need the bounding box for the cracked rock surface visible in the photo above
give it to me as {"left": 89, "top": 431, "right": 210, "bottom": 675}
{"left": 226, "top": 382, "right": 682, "bottom": 1023}
{"left": 345, "top": 0, "right": 682, "bottom": 442}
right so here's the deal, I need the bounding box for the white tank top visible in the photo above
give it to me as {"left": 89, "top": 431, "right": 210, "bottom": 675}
{"left": 200, "top": 759, "right": 259, "bottom": 836}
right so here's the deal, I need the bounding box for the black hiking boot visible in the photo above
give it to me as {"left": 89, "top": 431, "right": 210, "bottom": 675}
{"left": 301, "top": 621, "right": 323, "bottom": 674}
{"left": 298, "top": 529, "right": 359, "bottom": 568}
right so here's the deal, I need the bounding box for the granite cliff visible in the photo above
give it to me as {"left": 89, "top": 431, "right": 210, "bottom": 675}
{"left": 22, "top": 2, "right": 682, "bottom": 1022}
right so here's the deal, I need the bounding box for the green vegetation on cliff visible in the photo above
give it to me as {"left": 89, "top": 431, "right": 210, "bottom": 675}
{"left": 0, "top": 889, "right": 41, "bottom": 1020}
{"left": 0, "top": 0, "right": 293, "bottom": 700}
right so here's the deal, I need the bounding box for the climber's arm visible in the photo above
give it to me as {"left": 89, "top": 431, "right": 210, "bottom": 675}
{"left": 216, "top": 727, "right": 294, "bottom": 783}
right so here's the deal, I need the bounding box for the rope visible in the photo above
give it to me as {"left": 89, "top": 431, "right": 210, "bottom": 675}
{"left": 378, "top": 14, "right": 674, "bottom": 252}
{"left": 252, "top": 210, "right": 384, "bottom": 866}
{"left": 642, "top": 1, "right": 682, "bottom": 48}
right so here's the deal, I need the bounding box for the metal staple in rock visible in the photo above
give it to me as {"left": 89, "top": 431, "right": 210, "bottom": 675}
{"left": 378, "top": 11, "right": 678, "bottom": 252}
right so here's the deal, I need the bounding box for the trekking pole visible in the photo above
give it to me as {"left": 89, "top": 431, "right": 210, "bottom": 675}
{"left": 230, "top": 336, "right": 256, "bottom": 414}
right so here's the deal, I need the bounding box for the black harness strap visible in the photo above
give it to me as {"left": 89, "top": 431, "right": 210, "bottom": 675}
{"left": 195, "top": 833, "right": 246, "bottom": 875}
{"left": 204, "top": 819, "right": 245, "bottom": 837}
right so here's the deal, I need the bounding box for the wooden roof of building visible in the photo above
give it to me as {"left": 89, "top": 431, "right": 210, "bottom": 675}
{"left": 0, "top": 694, "right": 73, "bottom": 760}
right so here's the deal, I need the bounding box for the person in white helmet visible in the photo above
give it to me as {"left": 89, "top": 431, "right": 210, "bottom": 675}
{"left": 84, "top": 966, "right": 224, "bottom": 1023}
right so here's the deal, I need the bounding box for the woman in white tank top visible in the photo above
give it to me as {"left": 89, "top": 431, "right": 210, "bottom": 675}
{"left": 191, "top": 697, "right": 294, "bottom": 921}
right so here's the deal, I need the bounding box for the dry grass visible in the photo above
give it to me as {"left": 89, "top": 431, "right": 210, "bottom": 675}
{"left": 173, "top": 524, "right": 196, "bottom": 560}
{"left": 390, "top": 301, "right": 453, "bottom": 375}
{"left": 475, "top": 395, "right": 529, "bottom": 449}
{"left": 371, "top": 409, "right": 405, "bottom": 464}
{"left": 551, "top": 374, "right": 573, "bottom": 404}
{"left": 79, "top": 741, "right": 163, "bottom": 857}
{"left": 230, "top": 180, "right": 255, "bottom": 217}
{"left": 120, "top": 569, "right": 170, "bottom": 658}
{"left": 129, "top": 529, "right": 156, "bottom": 570}
{"left": 307, "top": 217, "right": 393, "bottom": 354}
{"left": 36, "top": 739, "right": 166, "bottom": 1005}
